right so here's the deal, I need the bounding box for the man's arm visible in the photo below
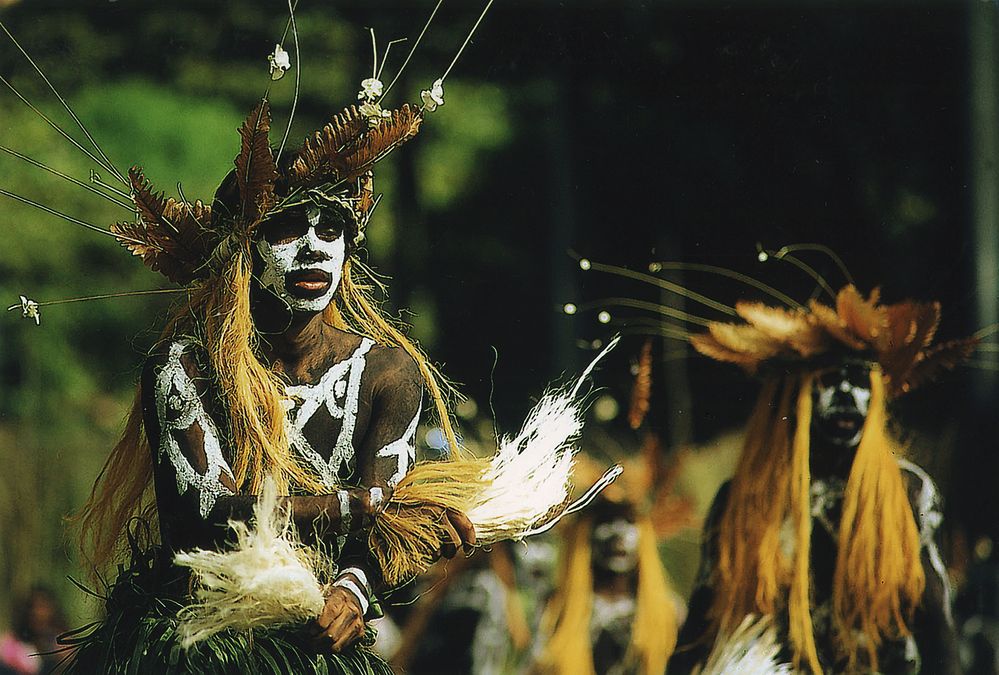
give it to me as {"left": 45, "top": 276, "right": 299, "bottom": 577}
{"left": 314, "top": 346, "right": 473, "bottom": 652}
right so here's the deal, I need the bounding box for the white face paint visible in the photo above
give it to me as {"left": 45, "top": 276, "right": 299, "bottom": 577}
{"left": 592, "top": 517, "right": 640, "bottom": 574}
{"left": 812, "top": 363, "right": 872, "bottom": 448}
{"left": 256, "top": 206, "right": 346, "bottom": 312}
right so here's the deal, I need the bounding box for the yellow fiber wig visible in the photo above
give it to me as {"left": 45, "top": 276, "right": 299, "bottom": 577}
{"left": 708, "top": 369, "right": 923, "bottom": 672}
{"left": 535, "top": 514, "right": 677, "bottom": 675}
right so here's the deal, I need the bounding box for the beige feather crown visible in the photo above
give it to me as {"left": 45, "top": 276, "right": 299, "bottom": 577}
{"left": 109, "top": 99, "right": 423, "bottom": 284}
{"left": 690, "top": 284, "right": 978, "bottom": 397}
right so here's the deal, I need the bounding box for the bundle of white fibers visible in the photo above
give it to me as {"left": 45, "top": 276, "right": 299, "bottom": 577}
{"left": 696, "top": 615, "right": 795, "bottom": 675}
{"left": 173, "top": 478, "right": 330, "bottom": 648}
{"left": 464, "top": 337, "right": 623, "bottom": 543}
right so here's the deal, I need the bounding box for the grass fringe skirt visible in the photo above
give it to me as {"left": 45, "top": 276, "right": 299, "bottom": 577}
{"left": 58, "top": 538, "right": 392, "bottom": 675}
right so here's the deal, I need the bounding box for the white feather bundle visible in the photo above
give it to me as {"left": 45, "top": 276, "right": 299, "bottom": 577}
{"left": 173, "top": 478, "right": 330, "bottom": 648}
{"left": 465, "top": 387, "right": 581, "bottom": 542}
{"left": 696, "top": 615, "right": 795, "bottom": 675}
{"left": 464, "top": 337, "right": 622, "bottom": 543}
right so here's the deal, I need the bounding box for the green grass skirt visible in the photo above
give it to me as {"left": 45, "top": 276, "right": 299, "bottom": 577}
{"left": 58, "top": 539, "right": 393, "bottom": 674}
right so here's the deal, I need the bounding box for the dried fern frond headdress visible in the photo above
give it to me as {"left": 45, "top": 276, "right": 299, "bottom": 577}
{"left": 690, "top": 284, "right": 979, "bottom": 396}
{"left": 111, "top": 96, "right": 423, "bottom": 285}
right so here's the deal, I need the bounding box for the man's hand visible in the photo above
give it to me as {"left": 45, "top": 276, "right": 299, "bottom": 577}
{"left": 311, "top": 586, "right": 365, "bottom": 653}
{"left": 437, "top": 507, "right": 476, "bottom": 560}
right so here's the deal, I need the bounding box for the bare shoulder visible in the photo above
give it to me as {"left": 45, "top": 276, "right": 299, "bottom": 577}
{"left": 142, "top": 338, "right": 210, "bottom": 384}
{"left": 365, "top": 342, "right": 422, "bottom": 388}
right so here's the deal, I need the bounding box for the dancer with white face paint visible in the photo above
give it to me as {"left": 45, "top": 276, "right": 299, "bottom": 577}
{"left": 534, "top": 453, "right": 682, "bottom": 675}
{"left": 670, "top": 285, "right": 967, "bottom": 674}
{"left": 69, "top": 70, "right": 477, "bottom": 671}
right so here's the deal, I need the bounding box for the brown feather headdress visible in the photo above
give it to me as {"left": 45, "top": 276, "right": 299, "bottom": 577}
{"left": 110, "top": 97, "right": 424, "bottom": 284}
{"left": 690, "top": 284, "right": 978, "bottom": 396}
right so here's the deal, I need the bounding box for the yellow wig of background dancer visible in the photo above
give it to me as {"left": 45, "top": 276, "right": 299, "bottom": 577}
{"left": 535, "top": 433, "right": 693, "bottom": 675}
{"left": 689, "top": 284, "right": 977, "bottom": 672}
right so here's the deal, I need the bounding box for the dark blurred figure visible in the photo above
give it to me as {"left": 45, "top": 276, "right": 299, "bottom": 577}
{"left": 0, "top": 586, "right": 67, "bottom": 675}
{"left": 957, "top": 541, "right": 999, "bottom": 674}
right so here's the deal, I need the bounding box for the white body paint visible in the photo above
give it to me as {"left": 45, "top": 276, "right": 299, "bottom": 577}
{"left": 256, "top": 221, "right": 346, "bottom": 312}
{"left": 897, "top": 458, "right": 953, "bottom": 627}
{"left": 283, "top": 338, "right": 419, "bottom": 490}
{"left": 376, "top": 404, "right": 421, "bottom": 488}
{"left": 337, "top": 490, "right": 352, "bottom": 533}
{"left": 283, "top": 338, "right": 374, "bottom": 486}
{"left": 775, "top": 459, "right": 951, "bottom": 670}
{"left": 155, "top": 340, "right": 236, "bottom": 518}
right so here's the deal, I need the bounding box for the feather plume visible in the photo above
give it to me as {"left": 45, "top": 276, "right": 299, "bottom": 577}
{"left": 836, "top": 285, "right": 886, "bottom": 342}
{"left": 690, "top": 332, "right": 763, "bottom": 369}
{"left": 370, "top": 339, "right": 623, "bottom": 585}
{"left": 705, "top": 323, "right": 783, "bottom": 366}
{"left": 806, "top": 300, "right": 867, "bottom": 351}
{"left": 696, "top": 615, "right": 795, "bottom": 675}
{"left": 878, "top": 302, "right": 940, "bottom": 392}
{"left": 114, "top": 168, "right": 216, "bottom": 283}
{"left": 290, "top": 105, "right": 422, "bottom": 189}
{"left": 173, "top": 479, "right": 332, "bottom": 648}
{"left": 234, "top": 100, "right": 277, "bottom": 232}
{"left": 902, "top": 336, "right": 979, "bottom": 394}
{"left": 737, "top": 302, "right": 828, "bottom": 358}
{"left": 628, "top": 339, "right": 654, "bottom": 430}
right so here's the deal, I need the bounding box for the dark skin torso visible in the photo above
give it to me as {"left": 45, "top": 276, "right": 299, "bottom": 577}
{"left": 141, "top": 290, "right": 473, "bottom": 653}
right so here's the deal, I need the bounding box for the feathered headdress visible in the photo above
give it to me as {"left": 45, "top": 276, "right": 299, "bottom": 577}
{"left": 110, "top": 97, "right": 424, "bottom": 285}
{"left": 690, "top": 284, "right": 978, "bottom": 396}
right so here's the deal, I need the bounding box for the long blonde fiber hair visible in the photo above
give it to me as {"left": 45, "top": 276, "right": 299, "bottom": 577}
{"left": 708, "top": 369, "right": 924, "bottom": 672}
{"left": 75, "top": 242, "right": 460, "bottom": 575}
{"left": 535, "top": 515, "right": 677, "bottom": 675}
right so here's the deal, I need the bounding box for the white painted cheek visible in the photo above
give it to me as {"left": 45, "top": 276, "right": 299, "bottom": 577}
{"left": 816, "top": 385, "right": 837, "bottom": 414}
{"left": 256, "top": 238, "right": 301, "bottom": 300}
{"left": 318, "top": 235, "right": 346, "bottom": 292}
{"left": 853, "top": 387, "right": 872, "bottom": 416}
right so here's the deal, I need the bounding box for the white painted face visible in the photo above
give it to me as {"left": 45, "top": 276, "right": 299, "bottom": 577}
{"left": 592, "top": 517, "right": 640, "bottom": 574}
{"left": 256, "top": 205, "right": 347, "bottom": 312}
{"left": 811, "top": 362, "right": 872, "bottom": 448}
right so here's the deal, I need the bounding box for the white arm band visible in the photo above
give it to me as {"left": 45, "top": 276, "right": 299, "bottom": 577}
{"left": 333, "top": 576, "right": 369, "bottom": 615}
{"left": 339, "top": 566, "right": 371, "bottom": 593}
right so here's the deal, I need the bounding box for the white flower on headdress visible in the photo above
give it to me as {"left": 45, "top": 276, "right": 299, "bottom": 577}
{"left": 359, "top": 101, "right": 392, "bottom": 128}
{"left": 18, "top": 295, "right": 40, "bottom": 325}
{"left": 268, "top": 44, "right": 291, "bottom": 81}
{"left": 357, "top": 78, "right": 384, "bottom": 102}
{"left": 420, "top": 78, "right": 445, "bottom": 112}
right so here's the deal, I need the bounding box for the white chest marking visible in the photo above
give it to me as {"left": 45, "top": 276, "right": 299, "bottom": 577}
{"left": 376, "top": 402, "right": 421, "bottom": 488}
{"left": 283, "top": 338, "right": 374, "bottom": 487}
{"left": 154, "top": 341, "right": 235, "bottom": 518}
